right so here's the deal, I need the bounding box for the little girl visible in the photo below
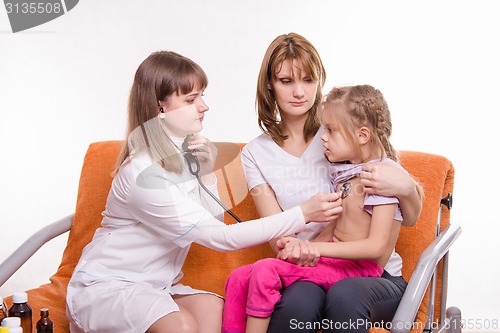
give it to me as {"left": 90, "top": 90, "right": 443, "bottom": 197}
{"left": 222, "top": 85, "right": 415, "bottom": 333}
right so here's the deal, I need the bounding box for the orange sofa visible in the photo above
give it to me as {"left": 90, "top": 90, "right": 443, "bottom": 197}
{"left": 1, "top": 141, "right": 459, "bottom": 333}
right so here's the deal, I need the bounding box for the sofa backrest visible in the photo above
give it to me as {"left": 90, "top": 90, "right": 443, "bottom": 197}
{"left": 55, "top": 141, "right": 124, "bottom": 283}
{"left": 397, "top": 151, "right": 454, "bottom": 324}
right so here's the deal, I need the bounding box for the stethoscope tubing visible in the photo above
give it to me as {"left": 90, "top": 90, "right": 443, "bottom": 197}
{"left": 184, "top": 153, "right": 242, "bottom": 223}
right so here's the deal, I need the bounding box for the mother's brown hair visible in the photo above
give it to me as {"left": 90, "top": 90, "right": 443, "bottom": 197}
{"left": 256, "top": 33, "right": 326, "bottom": 145}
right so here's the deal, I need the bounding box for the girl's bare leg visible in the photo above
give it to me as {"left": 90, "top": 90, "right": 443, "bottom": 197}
{"left": 246, "top": 315, "right": 271, "bottom": 333}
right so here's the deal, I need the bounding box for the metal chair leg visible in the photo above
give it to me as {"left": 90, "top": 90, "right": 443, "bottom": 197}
{"left": 446, "top": 306, "right": 462, "bottom": 333}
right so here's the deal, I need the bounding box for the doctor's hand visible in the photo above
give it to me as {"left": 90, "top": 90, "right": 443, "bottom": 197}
{"left": 186, "top": 134, "right": 217, "bottom": 177}
{"left": 300, "top": 193, "right": 342, "bottom": 223}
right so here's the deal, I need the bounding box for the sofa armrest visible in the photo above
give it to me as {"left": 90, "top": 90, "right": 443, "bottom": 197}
{"left": 0, "top": 214, "right": 74, "bottom": 287}
{"left": 390, "top": 223, "right": 462, "bottom": 333}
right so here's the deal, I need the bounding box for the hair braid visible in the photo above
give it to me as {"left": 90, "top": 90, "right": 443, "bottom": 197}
{"left": 324, "top": 85, "right": 397, "bottom": 162}
{"left": 373, "top": 89, "right": 398, "bottom": 161}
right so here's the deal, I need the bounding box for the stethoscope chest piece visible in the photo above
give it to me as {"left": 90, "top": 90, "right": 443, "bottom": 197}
{"left": 340, "top": 182, "right": 351, "bottom": 199}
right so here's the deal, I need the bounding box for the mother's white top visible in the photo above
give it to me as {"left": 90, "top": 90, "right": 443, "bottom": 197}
{"left": 242, "top": 129, "right": 403, "bottom": 277}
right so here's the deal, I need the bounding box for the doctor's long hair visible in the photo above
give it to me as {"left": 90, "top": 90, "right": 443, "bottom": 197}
{"left": 114, "top": 51, "right": 208, "bottom": 174}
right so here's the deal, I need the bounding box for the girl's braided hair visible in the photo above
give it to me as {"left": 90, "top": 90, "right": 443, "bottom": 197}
{"left": 323, "top": 85, "right": 398, "bottom": 162}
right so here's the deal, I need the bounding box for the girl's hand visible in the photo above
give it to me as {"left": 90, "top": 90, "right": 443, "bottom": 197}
{"left": 277, "top": 238, "right": 320, "bottom": 267}
{"left": 360, "top": 161, "right": 414, "bottom": 197}
{"left": 300, "top": 193, "right": 342, "bottom": 223}
{"left": 276, "top": 236, "right": 296, "bottom": 251}
{"left": 186, "top": 134, "right": 217, "bottom": 176}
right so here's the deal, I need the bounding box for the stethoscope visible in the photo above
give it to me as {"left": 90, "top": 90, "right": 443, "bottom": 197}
{"left": 339, "top": 182, "right": 351, "bottom": 199}
{"left": 181, "top": 137, "right": 242, "bottom": 223}
{"left": 158, "top": 114, "right": 242, "bottom": 223}
{"left": 180, "top": 135, "right": 352, "bottom": 222}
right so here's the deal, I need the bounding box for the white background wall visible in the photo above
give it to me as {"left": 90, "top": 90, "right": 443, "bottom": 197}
{"left": 1, "top": 0, "right": 499, "bottom": 331}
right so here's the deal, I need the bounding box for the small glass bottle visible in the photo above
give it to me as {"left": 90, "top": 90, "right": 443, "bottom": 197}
{"left": 2, "top": 316, "right": 22, "bottom": 332}
{"left": 0, "top": 297, "right": 8, "bottom": 324}
{"left": 8, "top": 292, "right": 31, "bottom": 333}
{"left": 36, "top": 308, "right": 53, "bottom": 333}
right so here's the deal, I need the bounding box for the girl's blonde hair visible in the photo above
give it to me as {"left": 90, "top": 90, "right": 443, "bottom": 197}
{"left": 256, "top": 33, "right": 326, "bottom": 145}
{"left": 114, "top": 51, "right": 208, "bottom": 174}
{"left": 323, "top": 85, "right": 398, "bottom": 162}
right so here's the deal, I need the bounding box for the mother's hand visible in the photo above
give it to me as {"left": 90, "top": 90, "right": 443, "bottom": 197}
{"left": 360, "top": 161, "right": 414, "bottom": 197}
{"left": 360, "top": 160, "right": 422, "bottom": 227}
{"left": 276, "top": 237, "right": 320, "bottom": 267}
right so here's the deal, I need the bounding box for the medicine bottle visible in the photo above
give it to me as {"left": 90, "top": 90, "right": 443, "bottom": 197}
{"left": 0, "top": 297, "right": 8, "bottom": 323}
{"left": 0, "top": 326, "right": 9, "bottom": 333}
{"left": 2, "top": 316, "right": 22, "bottom": 332}
{"left": 8, "top": 292, "right": 31, "bottom": 333}
{"left": 36, "top": 308, "right": 53, "bottom": 333}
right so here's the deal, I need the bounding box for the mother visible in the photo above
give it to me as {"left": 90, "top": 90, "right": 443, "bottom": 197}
{"left": 242, "top": 33, "right": 422, "bottom": 332}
